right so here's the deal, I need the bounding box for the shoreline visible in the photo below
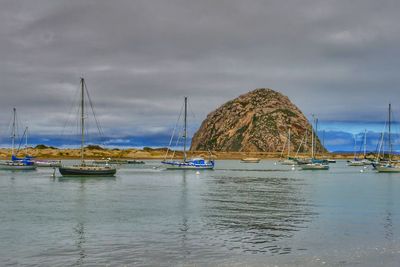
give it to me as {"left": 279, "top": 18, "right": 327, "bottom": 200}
{"left": 0, "top": 147, "right": 377, "bottom": 160}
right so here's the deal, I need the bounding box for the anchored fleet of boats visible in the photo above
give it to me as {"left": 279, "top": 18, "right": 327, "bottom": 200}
{"left": 1, "top": 78, "right": 400, "bottom": 175}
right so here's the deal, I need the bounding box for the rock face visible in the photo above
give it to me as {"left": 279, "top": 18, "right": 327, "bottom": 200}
{"left": 190, "top": 88, "right": 325, "bottom": 153}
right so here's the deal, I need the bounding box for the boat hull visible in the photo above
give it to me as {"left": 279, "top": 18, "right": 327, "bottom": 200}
{"left": 59, "top": 166, "right": 116, "bottom": 176}
{"left": 164, "top": 165, "right": 214, "bottom": 170}
{"left": 301, "top": 164, "right": 329, "bottom": 170}
{"left": 281, "top": 159, "right": 297, "bottom": 165}
{"left": 376, "top": 165, "right": 400, "bottom": 173}
{"left": 0, "top": 162, "right": 37, "bottom": 170}
{"left": 347, "top": 162, "right": 364, "bottom": 166}
{"left": 162, "top": 160, "right": 214, "bottom": 170}
{"left": 35, "top": 161, "right": 62, "bottom": 167}
{"left": 240, "top": 158, "right": 260, "bottom": 163}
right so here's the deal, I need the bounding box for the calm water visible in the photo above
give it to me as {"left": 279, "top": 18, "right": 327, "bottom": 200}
{"left": 0, "top": 160, "right": 399, "bottom": 266}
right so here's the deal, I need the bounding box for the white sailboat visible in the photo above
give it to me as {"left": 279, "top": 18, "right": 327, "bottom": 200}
{"left": 301, "top": 115, "right": 329, "bottom": 170}
{"left": 376, "top": 104, "right": 400, "bottom": 173}
{"left": 348, "top": 130, "right": 370, "bottom": 166}
{"left": 281, "top": 128, "right": 296, "bottom": 165}
{"left": 58, "top": 78, "right": 116, "bottom": 177}
{"left": 162, "top": 97, "right": 215, "bottom": 170}
{"left": 0, "top": 109, "right": 36, "bottom": 171}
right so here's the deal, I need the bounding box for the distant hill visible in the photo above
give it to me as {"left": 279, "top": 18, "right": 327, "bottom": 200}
{"left": 190, "top": 88, "right": 326, "bottom": 152}
{"left": 35, "top": 144, "right": 57, "bottom": 150}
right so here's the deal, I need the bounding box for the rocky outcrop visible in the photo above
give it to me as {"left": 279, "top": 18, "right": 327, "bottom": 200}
{"left": 190, "top": 88, "right": 325, "bottom": 153}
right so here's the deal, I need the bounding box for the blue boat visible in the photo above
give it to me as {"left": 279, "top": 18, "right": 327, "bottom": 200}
{"left": 162, "top": 158, "right": 215, "bottom": 170}
{"left": 0, "top": 109, "right": 37, "bottom": 170}
{"left": 162, "top": 97, "right": 215, "bottom": 170}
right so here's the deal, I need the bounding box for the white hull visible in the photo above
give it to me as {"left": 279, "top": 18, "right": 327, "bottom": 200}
{"left": 35, "top": 161, "right": 61, "bottom": 167}
{"left": 348, "top": 160, "right": 371, "bottom": 166}
{"left": 0, "top": 162, "right": 36, "bottom": 170}
{"left": 241, "top": 158, "right": 260, "bottom": 163}
{"left": 281, "top": 159, "right": 296, "bottom": 165}
{"left": 301, "top": 163, "right": 329, "bottom": 170}
{"left": 376, "top": 165, "right": 400, "bottom": 173}
{"left": 347, "top": 161, "right": 364, "bottom": 166}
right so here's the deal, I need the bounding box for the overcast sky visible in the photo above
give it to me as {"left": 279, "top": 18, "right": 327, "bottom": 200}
{"left": 1, "top": 0, "right": 400, "bottom": 149}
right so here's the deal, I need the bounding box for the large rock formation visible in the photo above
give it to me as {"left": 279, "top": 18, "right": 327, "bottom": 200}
{"left": 190, "top": 88, "right": 325, "bottom": 153}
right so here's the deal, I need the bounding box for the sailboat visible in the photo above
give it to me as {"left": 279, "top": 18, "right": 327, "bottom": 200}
{"left": 292, "top": 130, "right": 312, "bottom": 165}
{"left": 301, "top": 115, "right": 329, "bottom": 170}
{"left": 348, "top": 130, "right": 370, "bottom": 166}
{"left": 372, "top": 125, "right": 389, "bottom": 168}
{"left": 281, "top": 128, "right": 297, "bottom": 165}
{"left": 161, "top": 97, "right": 215, "bottom": 170}
{"left": 347, "top": 134, "right": 364, "bottom": 166}
{"left": 375, "top": 104, "right": 400, "bottom": 173}
{"left": 0, "top": 108, "right": 36, "bottom": 170}
{"left": 58, "top": 78, "right": 116, "bottom": 177}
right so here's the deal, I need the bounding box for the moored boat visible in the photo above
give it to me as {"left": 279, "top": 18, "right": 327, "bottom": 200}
{"left": 34, "top": 160, "right": 62, "bottom": 167}
{"left": 347, "top": 160, "right": 365, "bottom": 166}
{"left": 348, "top": 130, "right": 370, "bottom": 166}
{"left": 281, "top": 157, "right": 296, "bottom": 165}
{"left": 0, "top": 158, "right": 36, "bottom": 170}
{"left": 127, "top": 159, "right": 145, "bottom": 164}
{"left": 162, "top": 97, "right": 215, "bottom": 170}
{"left": 240, "top": 157, "right": 261, "bottom": 163}
{"left": 0, "top": 109, "right": 36, "bottom": 171}
{"left": 301, "top": 162, "right": 329, "bottom": 170}
{"left": 280, "top": 128, "right": 296, "bottom": 165}
{"left": 376, "top": 164, "right": 400, "bottom": 173}
{"left": 162, "top": 158, "right": 214, "bottom": 169}
{"left": 375, "top": 104, "right": 399, "bottom": 173}
{"left": 301, "top": 115, "right": 329, "bottom": 171}
{"left": 59, "top": 164, "right": 116, "bottom": 176}
{"left": 58, "top": 78, "right": 116, "bottom": 177}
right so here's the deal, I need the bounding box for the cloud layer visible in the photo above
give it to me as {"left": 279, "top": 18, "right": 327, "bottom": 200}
{"left": 1, "top": 1, "right": 400, "bottom": 149}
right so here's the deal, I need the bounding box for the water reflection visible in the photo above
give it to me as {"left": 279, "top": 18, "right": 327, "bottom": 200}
{"left": 58, "top": 176, "right": 116, "bottom": 183}
{"left": 178, "top": 171, "right": 190, "bottom": 259}
{"left": 384, "top": 177, "right": 394, "bottom": 241}
{"left": 74, "top": 222, "right": 86, "bottom": 266}
{"left": 73, "top": 181, "right": 88, "bottom": 266}
{"left": 203, "top": 175, "right": 315, "bottom": 254}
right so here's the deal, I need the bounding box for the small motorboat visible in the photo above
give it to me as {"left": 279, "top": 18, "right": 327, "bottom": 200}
{"left": 34, "top": 160, "right": 61, "bottom": 167}
{"left": 240, "top": 157, "right": 261, "bottom": 163}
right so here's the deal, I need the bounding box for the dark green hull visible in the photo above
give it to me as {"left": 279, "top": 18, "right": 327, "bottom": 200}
{"left": 59, "top": 166, "right": 116, "bottom": 177}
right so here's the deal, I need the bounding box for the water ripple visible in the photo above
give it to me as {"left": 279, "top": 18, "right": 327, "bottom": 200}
{"left": 201, "top": 175, "right": 316, "bottom": 254}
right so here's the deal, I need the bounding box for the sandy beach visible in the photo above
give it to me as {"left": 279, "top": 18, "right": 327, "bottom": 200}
{"left": 0, "top": 147, "right": 371, "bottom": 160}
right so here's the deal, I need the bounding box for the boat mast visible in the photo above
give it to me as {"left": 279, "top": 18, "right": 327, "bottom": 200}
{"left": 311, "top": 115, "right": 315, "bottom": 159}
{"left": 315, "top": 118, "right": 319, "bottom": 157}
{"left": 183, "top": 96, "right": 187, "bottom": 162}
{"left": 81, "top": 78, "right": 85, "bottom": 164}
{"left": 11, "top": 108, "right": 16, "bottom": 156}
{"left": 25, "top": 126, "right": 28, "bottom": 155}
{"left": 287, "top": 128, "right": 291, "bottom": 158}
{"left": 388, "top": 103, "right": 392, "bottom": 160}
{"left": 363, "top": 129, "right": 367, "bottom": 159}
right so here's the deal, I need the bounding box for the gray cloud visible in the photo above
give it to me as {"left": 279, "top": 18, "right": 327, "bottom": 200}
{"left": 1, "top": 0, "right": 400, "bottom": 141}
